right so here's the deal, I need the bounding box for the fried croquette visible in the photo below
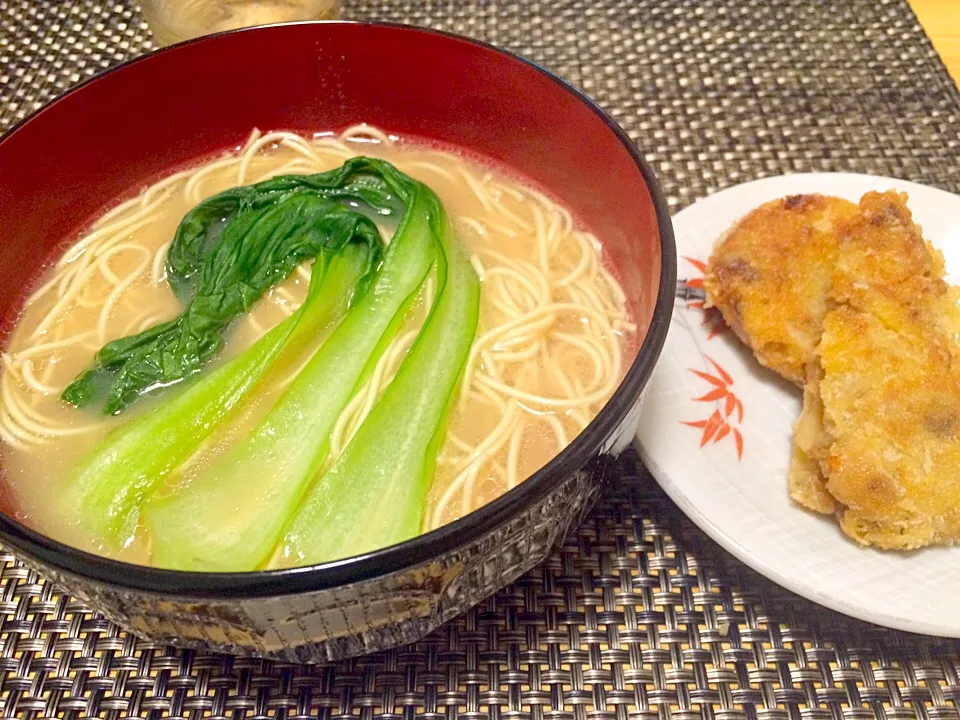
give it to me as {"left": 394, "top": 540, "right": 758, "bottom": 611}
{"left": 830, "top": 191, "right": 950, "bottom": 319}
{"left": 703, "top": 194, "right": 860, "bottom": 385}
{"left": 706, "top": 189, "right": 960, "bottom": 550}
{"left": 789, "top": 191, "right": 957, "bottom": 524}
{"left": 789, "top": 364, "right": 837, "bottom": 514}
{"left": 817, "top": 301, "right": 960, "bottom": 549}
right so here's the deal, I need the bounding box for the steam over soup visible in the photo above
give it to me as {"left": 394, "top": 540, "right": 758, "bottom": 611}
{"left": 0, "top": 126, "right": 635, "bottom": 570}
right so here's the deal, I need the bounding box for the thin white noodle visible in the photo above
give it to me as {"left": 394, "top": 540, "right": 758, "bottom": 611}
{"left": 479, "top": 180, "right": 535, "bottom": 234}
{"left": 24, "top": 264, "right": 71, "bottom": 307}
{"left": 137, "top": 314, "right": 167, "bottom": 333}
{"left": 447, "top": 431, "right": 477, "bottom": 454}
{"left": 56, "top": 259, "right": 85, "bottom": 298}
{"left": 493, "top": 275, "right": 529, "bottom": 315}
{"left": 475, "top": 370, "right": 617, "bottom": 409}
{"left": 341, "top": 124, "right": 393, "bottom": 144}
{"left": 506, "top": 422, "right": 524, "bottom": 489}
{"left": 329, "top": 329, "right": 418, "bottom": 457}
{"left": 480, "top": 349, "right": 501, "bottom": 381}
{"left": 310, "top": 138, "right": 356, "bottom": 159}
{"left": 249, "top": 158, "right": 316, "bottom": 183}
{"left": 21, "top": 361, "right": 59, "bottom": 395}
{"left": 407, "top": 160, "right": 456, "bottom": 182}
{"left": 542, "top": 343, "right": 576, "bottom": 400}
{"left": 543, "top": 414, "right": 570, "bottom": 448}
{"left": 91, "top": 216, "right": 158, "bottom": 263}
{"left": 430, "top": 400, "right": 519, "bottom": 530}
{"left": 489, "top": 283, "right": 523, "bottom": 319}
{"left": 550, "top": 332, "right": 608, "bottom": 392}
{"left": 273, "top": 286, "right": 298, "bottom": 304}
{"left": 459, "top": 168, "right": 494, "bottom": 212}
{"left": 59, "top": 186, "right": 174, "bottom": 267}
{"left": 532, "top": 202, "right": 550, "bottom": 273}
{"left": 459, "top": 463, "right": 482, "bottom": 517}
{"left": 487, "top": 221, "right": 521, "bottom": 239}
{"left": 97, "top": 249, "right": 151, "bottom": 343}
{"left": 545, "top": 211, "right": 563, "bottom": 254}
{"left": 30, "top": 258, "right": 104, "bottom": 338}
{"left": 569, "top": 277, "right": 608, "bottom": 318}
{"left": 237, "top": 133, "right": 285, "bottom": 184}
{"left": 491, "top": 341, "right": 541, "bottom": 363}
{"left": 598, "top": 263, "right": 628, "bottom": 308}
{"left": 485, "top": 267, "right": 542, "bottom": 309}
{"left": 139, "top": 167, "right": 196, "bottom": 208}
{"left": 457, "top": 217, "right": 486, "bottom": 236}
{"left": 152, "top": 241, "right": 171, "bottom": 284}
{"left": 184, "top": 154, "right": 241, "bottom": 204}
{"left": 8, "top": 331, "right": 95, "bottom": 363}
{"left": 474, "top": 383, "right": 507, "bottom": 410}
{"left": 247, "top": 313, "right": 265, "bottom": 335}
{"left": 474, "top": 248, "right": 549, "bottom": 302}
{"left": 1, "top": 372, "right": 103, "bottom": 437}
{"left": 92, "top": 195, "right": 144, "bottom": 230}
{"left": 557, "top": 233, "right": 592, "bottom": 287}
{"left": 0, "top": 406, "right": 46, "bottom": 446}
{"left": 279, "top": 137, "right": 324, "bottom": 163}
{"left": 328, "top": 386, "right": 370, "bottom": 460}
{"left": 469, "top": 255, "right": 486, "bottom": 282}
{"left": 493, "top": 182, "right": 525, "bottom": 202}
{"left": 450, "top": 400, "right": 519, "bottom": 479}
{"left": 243, "top": 127, "right": 263, "bottom": 148}
{"left": 99, "top": 244, "right": 151, "bottom": 285}
{"left": 0, "top": 415, "right": 33, "bottom": 450}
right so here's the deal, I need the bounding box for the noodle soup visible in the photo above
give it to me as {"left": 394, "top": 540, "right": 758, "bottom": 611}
{"left": 0, "top": 126, "right": 634, "bottom": 569}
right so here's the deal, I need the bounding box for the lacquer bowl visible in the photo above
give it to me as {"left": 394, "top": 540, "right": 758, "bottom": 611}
{"left": 0, "top": 21, "right": 676, "bottom": 662}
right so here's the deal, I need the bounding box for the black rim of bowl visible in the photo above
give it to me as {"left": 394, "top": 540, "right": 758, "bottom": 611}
{"left": 0, "top": 20, "right": 678, "bottom": 598}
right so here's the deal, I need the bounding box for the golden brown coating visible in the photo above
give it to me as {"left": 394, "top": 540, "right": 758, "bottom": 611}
{"left": 710, "top": 189, "right": 960, "bottom": 550}
{"left": 788, "top": 190, "right": 955, "bottom": 524}
{"left": 789, "top": 364, "right": 837, "bottom": 514}
{"left": 817, "top": 301, "right": 960, "bottom": 549}
{"left": 703, "top": 194, "right": 860, "bottom": 385}
{"left": 830, "top": 191, "right": 949, "bottom": 319}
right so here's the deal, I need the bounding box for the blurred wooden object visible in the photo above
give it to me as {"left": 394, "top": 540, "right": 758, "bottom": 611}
{"left": 909, "top": 0, "right": 960, "bottom": 83}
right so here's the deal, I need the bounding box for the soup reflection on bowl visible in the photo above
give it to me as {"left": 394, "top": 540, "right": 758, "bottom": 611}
{"left": 0, "top": 21, "right": 675, "bottom": 661}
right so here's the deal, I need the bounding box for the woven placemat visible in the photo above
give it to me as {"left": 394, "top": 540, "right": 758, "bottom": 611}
{"left": 2, "top": 0, "right": 960, "bottom": 717}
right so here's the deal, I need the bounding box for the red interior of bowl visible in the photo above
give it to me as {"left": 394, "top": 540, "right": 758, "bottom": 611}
{"left": 0, "top": 22, "right": 663, "bottom": 521}
{"left": 0, "top": 22, "right": 661, "bottom": 332}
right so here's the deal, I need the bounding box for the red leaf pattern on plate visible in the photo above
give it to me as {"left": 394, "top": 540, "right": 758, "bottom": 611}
{"left": 681, "top": 351, "right": 745, "bottom": 461}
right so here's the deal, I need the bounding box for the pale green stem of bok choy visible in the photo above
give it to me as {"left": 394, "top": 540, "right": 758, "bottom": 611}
{"left": 62, "top": 245, "right": 371, "bottom": 547}
{"left": 143, "top": 184, "right": 443, "bottom": 571}
{"left": 60, "top": 158, "right": 437, "bottom": 548}
{"left": 274, "top": 193, "right": 481, "bottom": 568}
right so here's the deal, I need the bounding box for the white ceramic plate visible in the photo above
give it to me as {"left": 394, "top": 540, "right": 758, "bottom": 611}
{"left": 635, "top": 172, "right": 960, "bottom": 637}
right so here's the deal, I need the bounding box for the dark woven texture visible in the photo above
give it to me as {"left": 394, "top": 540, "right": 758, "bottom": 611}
{"left": 2, "top": 0, "right": 960, "bottom": 717}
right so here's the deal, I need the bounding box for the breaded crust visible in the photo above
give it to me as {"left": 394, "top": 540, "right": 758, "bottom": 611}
{"left": 708, "top": 189, "right": 960, "bottom": 550}
{"left": 831, "top": 191, "right": 949, "bottom": 317}
{"left": 703, "top": 194, "right": 859, "bottom": 385}
{"left": 819, "top": 301, "right": 960, "bottom": 549}
{"left": 788, "top": 191, "right": 955, "bottom": 524}
{"left": 789, "top": 364, "right": 836, "bottom": 514}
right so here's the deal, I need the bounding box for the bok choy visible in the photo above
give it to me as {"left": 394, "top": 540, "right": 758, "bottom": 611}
{"left": 143, "top": 173, "right": 444, "bottom": 571}
{"left": 64, "top": 155, "right": 482, "bottom": 569}
{"left": 63, "top": 159, "right": 395, "bottom": 415}
{"left": 61, "top": 159, "right": 437, "bottom": 546}
{"left": 63, "top": 245, "right": 371, "bottom": 546}
{"left": 277, "top": 197, "right": 480, "bottom": 568}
